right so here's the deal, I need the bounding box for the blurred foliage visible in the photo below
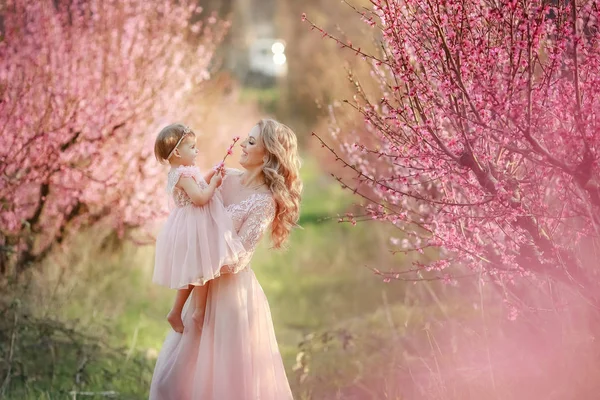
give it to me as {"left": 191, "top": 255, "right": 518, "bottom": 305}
{"left": 0, "top": 244, "right": 156, "bottom": 399}
{"left": 4, "top": 2, "right": 600, "bottom": 399}
{"left": 3, "top": 155, "right": 600, "bottom": 400}
{"left": 0, "top": 156, "right": 422, "bottom": 398}
{"left": 273, "top": 0, "right": 379, "bottom": 144}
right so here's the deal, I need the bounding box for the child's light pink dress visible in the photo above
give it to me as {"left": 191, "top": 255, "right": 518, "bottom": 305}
{"left": 153, "top": 165, "right": 245, "bottom": 289}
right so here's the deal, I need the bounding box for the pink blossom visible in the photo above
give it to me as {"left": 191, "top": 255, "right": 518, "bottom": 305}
{"left": 213, "top": 136, "right": 240, "bottom": 172}
{"left": 0, "top": 0, "right": 227, "bottom": 272}
{"left": 309, "top": 0, "right": 600, "bottom": 308}
{"left": 213, "top": 161, "right": 225, "bottom": 171}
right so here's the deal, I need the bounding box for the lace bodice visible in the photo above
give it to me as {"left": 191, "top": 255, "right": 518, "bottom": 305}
{"left": 167, "top": 166, "right": 208, "bottom": 207}
{"left": 220, "top": 169, "right": 276, "bottom": 274}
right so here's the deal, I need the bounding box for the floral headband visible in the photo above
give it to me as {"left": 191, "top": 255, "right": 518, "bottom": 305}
{"left": 166, "top": 126, "right": 192, "bottom": 160}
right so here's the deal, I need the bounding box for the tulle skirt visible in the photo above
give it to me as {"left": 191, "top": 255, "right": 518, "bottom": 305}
{"left": 149, "top": 269, "right": 294, "bottom": 400}
{"left": 153, "top": 196, "right": 245, "bottom": 289}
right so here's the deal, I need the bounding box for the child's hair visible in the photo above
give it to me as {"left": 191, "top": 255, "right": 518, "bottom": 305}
{"left": 154, "top": 123, "right": 195, "bottom": 163}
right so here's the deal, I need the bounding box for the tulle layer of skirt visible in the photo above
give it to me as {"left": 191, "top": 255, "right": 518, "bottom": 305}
{"left": 149, "top": 269, "right": 294, "bottom": 400}
{"left": 153, "top": 199, "right": 245, "bottom": 289}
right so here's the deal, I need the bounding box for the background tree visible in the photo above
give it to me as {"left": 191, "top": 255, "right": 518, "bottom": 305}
{"left": 307, "top": 0, "right": 600, "bottom": 312}
{"left": 0, "top": 0, "right": 227, "bottom": 275}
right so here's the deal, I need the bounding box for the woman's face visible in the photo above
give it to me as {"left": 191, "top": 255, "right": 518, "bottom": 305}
{"left": 239, "top": 125, "right": 266, "bottom": 169}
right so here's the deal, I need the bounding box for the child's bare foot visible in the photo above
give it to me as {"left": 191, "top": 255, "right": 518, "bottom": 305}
{"left": 192, "top": 308, "right": 205, "bottom": 331}
{"left": 167, "top": 310, "right": 184, "bottom": 333}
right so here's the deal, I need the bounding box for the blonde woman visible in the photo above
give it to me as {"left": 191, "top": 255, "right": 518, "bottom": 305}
{"left": 150, "top": 119, "right": 302, "bottom": 400}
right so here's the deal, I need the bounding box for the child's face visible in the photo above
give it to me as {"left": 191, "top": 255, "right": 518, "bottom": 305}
{"left": 175, "top": 135, "right": 198, "bottom": 166}
{"left": 239, "top": 125, "right": 266, "bottom": 168}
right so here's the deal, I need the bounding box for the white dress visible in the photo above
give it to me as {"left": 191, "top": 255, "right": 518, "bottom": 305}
{"left": 149, "top": 169, "right": 294, "bottom": 400}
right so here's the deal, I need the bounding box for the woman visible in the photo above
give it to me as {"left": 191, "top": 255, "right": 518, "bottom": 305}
{"left": 149, "top": 119, "right": 302, "bottom": 400}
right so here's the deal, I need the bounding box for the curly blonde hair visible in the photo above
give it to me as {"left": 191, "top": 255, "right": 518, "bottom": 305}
{"left": 258, "top": 119, "right": 302, "bottom": 249}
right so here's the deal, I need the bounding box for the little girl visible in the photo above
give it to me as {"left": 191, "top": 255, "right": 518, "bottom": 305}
{"left": 153, "top": 123, "right": 245, "bottom": 333}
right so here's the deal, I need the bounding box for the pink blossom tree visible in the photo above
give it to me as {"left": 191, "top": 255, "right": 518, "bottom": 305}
{"left": 0, "top": 0, "right": 227, "bottom": 275}
{"left": 306, "top": 0, "right": 600, "bottom": 309}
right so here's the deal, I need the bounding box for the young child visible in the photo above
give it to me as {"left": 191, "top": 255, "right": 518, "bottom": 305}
{"left": 153, "top": 123, "right": 245, "bottom": 333}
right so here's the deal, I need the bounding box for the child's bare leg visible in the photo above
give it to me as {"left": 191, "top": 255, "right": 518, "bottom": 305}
{"left": 191, "top": 283, "right": 209, "bottom": 330}
{"left": 167, "top": 285, "right": 192, "bottom": 333}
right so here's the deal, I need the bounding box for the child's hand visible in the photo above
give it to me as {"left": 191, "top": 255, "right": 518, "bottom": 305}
{"left": 210, "top": 171, "right": 223, "bottom": 187}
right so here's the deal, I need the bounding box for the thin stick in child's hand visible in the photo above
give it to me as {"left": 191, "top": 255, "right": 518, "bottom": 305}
{"left": 214, "top": 136, "right": 240, "bottom": 172}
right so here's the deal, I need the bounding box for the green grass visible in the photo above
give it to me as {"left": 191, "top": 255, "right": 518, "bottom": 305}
{"left": 3, "top": 156, "right": 419, "bottom": 399}
{"left": 240, "top": 86, "right": 281, "bottom": 115}
{"left": 8, "top": 156, "right": 596, "bottom": 400}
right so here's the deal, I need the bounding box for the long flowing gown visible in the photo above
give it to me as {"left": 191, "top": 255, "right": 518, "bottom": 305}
{"left": 149, "top": 169, "right": 294, "bottom": 400}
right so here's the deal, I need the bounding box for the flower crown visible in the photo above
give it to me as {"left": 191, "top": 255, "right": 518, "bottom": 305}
{"left": 166, "top": 126, "right": 192, "bottom": 160}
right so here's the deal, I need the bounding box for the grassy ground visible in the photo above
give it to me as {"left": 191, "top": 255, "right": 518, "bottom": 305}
{"left": 0, "top": 157, "right": 425, "bottom": 399}
{"left": 4, "top": 157, "right": 600, "bottom": 400}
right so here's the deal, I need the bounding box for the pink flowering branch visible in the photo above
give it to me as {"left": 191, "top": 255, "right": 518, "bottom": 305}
{"left": 0, "top": 0, "right": 227, "bottom": 274}
{"left": 213, "top": 136, "right": 240, "bottom": 172}
{"left": 302, "top": 15, "right": 390, "bottom": 67}
{"left": 305, "top": 0, "right": 600, "bottom": 311}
